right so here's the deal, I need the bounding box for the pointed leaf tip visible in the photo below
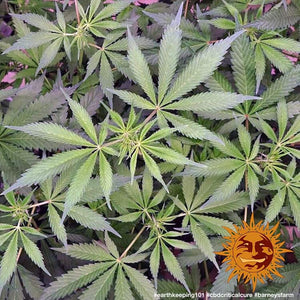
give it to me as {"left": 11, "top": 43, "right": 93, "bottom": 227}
{"left": 173, "top": 2, "right": 183, "bottom": 27}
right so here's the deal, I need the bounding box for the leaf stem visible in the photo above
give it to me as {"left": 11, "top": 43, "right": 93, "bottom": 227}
{"left": 119, "top": 225, "right": 146, "bottom": 259}
{"left": 28, "top": 199, "right": 51, "bottom": 209}
{"left": 143, "top": 108, "right": 158, "bottom": 125}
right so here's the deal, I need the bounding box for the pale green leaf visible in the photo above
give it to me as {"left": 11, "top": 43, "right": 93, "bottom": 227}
{"left": 36, "top": 38, "right": 63, "bottom": 75}
{"left": 48, "top": 204, "right": 67, "bottom": 246}
{"left": 63, "top": 152, "right": 97, "bottom": 220}
{"left": 0, "top": 232, "right": 18, "bottom": 289}
{"left": 124, "top": 264, "right": 157, "bottom": 300}
{"left": 162, "top": 31, "right": 244, "bottom": 105}
{"left": 231, "top": 35, "right": 256, "bottom": 95}
{"left": 41, "top": 263, "right": 113, "bottom": 300}
{"left": 115, "top": 266, "right": 134, "bottom": 300}
{"left": 20, "top": 231, "right": 50, "bottom": 275}
{"left": 255, "top": 44, "right": 266, "bottom": 94}
{"left": 128, "top": 29, "right": 156, "bottom": 104}
{"left": 161, "top": 241, "right": 189, "bottom": 292}
{"left": 54, "top": 243, "right": 114, "bottom": 262}
{"left": 66, "top": 94, "right": 98, "bottom": 143}
{"left": 190, "top": 219, "right": 218, "bottom": 269}
{"left": 158, "top": 5, "right": 182, "bottom": 103}
{"left": 163, "top": 92, "right": 259, "bottom": 112}
{"left": 261, "top": 43, "right": 293, "bottom": 73}
{"left": 265, "top": 190, "right": 285, "bottom": 223}
{"left": 7, "top": 123, "right": 94, "bottom": 147}
{"left": 1, "top": 149, "right": 94, "bottom": 194}
{"left": 108, "top": 89, "right": 155, "bottom": 109}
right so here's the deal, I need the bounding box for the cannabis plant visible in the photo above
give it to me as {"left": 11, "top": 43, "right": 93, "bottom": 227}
{"left": 0, "top": 0, "right": 299, "bottom": 299}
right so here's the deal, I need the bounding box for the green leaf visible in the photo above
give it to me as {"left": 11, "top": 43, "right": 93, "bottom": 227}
{"left": 65, "top": 93, "right": 98, "bottom": 143}
{"left": 265, "top": 190, "right": 285, "bottom": 223}
{"left": 261, "top": 43, "right": 293, "bottom": 73}
{"left": 7, "top": 123, "right": 94, "bottom": 147}
{"left": 36, "top": 38, "right": 63, "bottom": 75}
{"left": 262, "top": 38, "right": 300, "bottom": 52}
{"left": 0, "top": 232, "right": 18, "bottom": 289}
{"left": 63, "top": 152, "right": 97, "bottom": 220}
{"left": 48, "top": 204, "right": 67, "bottom": 246}
{"left": 124, "top": 264, "right": 156, "bottom": 300}
{"left": 105, "top": 232, "right": 119, "bottom": 258}
{"left": 196, "top": 191, "right": 249, "bottom": 214}
{"left": 161, "top": 241, "right": 189, "bottom": 292}
{"left": 100, "top": 53, "right": 114, "bottom": 102}
{"left": 161, "top": 111, "right": 220, "bottom": 143}
{"left": 54, "top": 243, "right": 114, "bottom": 262}
{"left": 79, "top": 265, "right": 116, "bottom": 300}
{"left": 184, "top": 159, "right": 243, "bottom": 177}
{"left": 248, "top": 166, "right": 259, "bottom": 210}
{"left": 141, "top": 149, "right": 168, "bottom": 192}
{"left": 0, "top": 230, "right": 15, "bottom": 247}
{"left": 41, "top": 263, "right": 113, "bottom": 300}
{"left": 158, "top": 4, "right": 182, "bottom": 103}
{"left": 161, "top": 30, "right": 244, "bottom": 105}
{"left": 2, "top": 149, "right": 94, "bottom": 194}
{"left": 210, "top": 18, "right": 236, "bottom": 29}
{"left": 164, "top": 92, "right": 259, "bottom": 112}
{"left": 231, "top": 35, "right": 256, "bottom": 95}
{"left": 288, "top": 189, "right": 300, "bottom": 228}
{"left": 144, "top": 145, "right": 197, "bottom": 166}
{"left": 259, "top": 118, "right": 277, "bottom": 141}
{"left": 11, "top": 13, "right": 61, "bottom": 32}
{"left": 205, "top": 71, "right": 234, "bottom": 93}
{"left": 210, "top": 166, "right": 245, "bottom": 201}
{"left": 93, "top": 0, "right": 131, "bottom": 21}
{"left": 210, "top": 136, "right": 244, "bottom": 159}
{"left": 115, "top": 266, "right": 134, "bottom": 300}
{"left": 127, "top": 28, "right": 156, "bottom": 104}
{"left": 150, "top": 242, "right": 160, "bottom": 288}
{"left": 251, "top": 64, "right": 300, "bottom": 112}
{"left": 108, "top": 89, "right": 155, "bottom": 109}
{"left": 238, "top": 125, "right": 251, "bottom": 157}
{"left": 0, "top": 224, "right": 15, "bottom": 231}
{"left": 3, "top": 32, "right": 61, "bottom": 53}
{"left": 20, "top": 231, "right": 50, "bottom": 276}
{"left": 99, "top": 151, "right": 113, "bottom": 208}
{"left": 195, "top": 215, "right": 233, "bottom": 236}
{"left": 190, "top": 219, "right": 218, "bottom": 269}
{"left": 56, "top": 3, "right": 66, "bottom": 32}
{"left": 277, "top": 99, "right": 288, "bottom": 140}
{"left": 85, "top": 51, "right": 101, "bottom": 79}
{"left": 247, "top": 5, "right": 300, "bottom": 30}
{"left": 182, "top": 176, "right": 195, "bottom": 209}
{"left": 55, "top": 203, "right": 119, "bottom": 236}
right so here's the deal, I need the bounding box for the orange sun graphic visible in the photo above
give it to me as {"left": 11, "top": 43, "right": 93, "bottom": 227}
{"left": 216, "top": 214, "right": 292, "bottom": 291}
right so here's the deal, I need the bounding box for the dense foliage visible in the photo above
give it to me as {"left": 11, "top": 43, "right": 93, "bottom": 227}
{"left": 0, "top": 0, "right": 300, "bottom": 299}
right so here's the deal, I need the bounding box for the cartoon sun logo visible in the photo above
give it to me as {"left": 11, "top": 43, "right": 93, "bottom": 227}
{"left": 216, "top": 214, "right": 292, "bottom": 291}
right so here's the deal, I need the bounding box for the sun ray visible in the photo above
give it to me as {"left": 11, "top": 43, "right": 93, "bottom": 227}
{"left": 215, "top": 213, "right": 292, "bottom": 292}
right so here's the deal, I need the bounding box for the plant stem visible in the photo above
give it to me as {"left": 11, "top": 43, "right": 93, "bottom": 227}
{"left": 16, "top": 206, "right": 37, "bottom": 264}
{"left": 119, "top": 225, "right": 146, "bottom": 259}
{"left": 244, "top": 118, "right": 250, "bottom": 221}
{"left": 74, "top": 0, "right": 81, "bottom": 25}
{"left": 203, "top": 260, "right": 210, "bottom": 284}
{"left": 184, "top": 0, "right": 190, "bottom": 18}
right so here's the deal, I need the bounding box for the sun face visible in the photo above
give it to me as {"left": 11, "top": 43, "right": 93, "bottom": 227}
{"left": 216, "top": 214, "right": 292, "bottom": 291}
